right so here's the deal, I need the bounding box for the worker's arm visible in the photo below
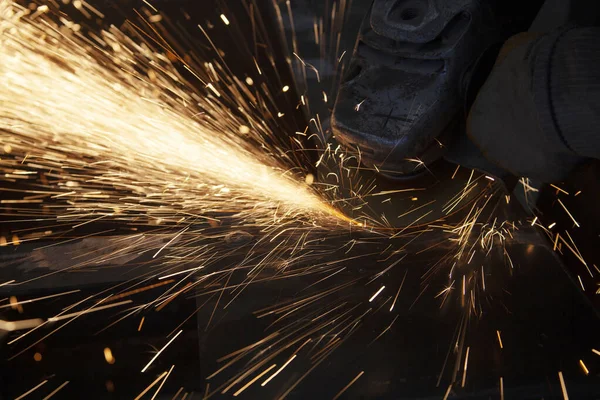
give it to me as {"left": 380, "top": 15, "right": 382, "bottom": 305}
{"left": 446, "top": 27, "right": 600, "bottom": 182}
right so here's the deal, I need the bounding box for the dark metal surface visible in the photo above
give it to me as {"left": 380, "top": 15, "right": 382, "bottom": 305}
{"left": 1, "top": 213, "right": 600, "bottom": 399}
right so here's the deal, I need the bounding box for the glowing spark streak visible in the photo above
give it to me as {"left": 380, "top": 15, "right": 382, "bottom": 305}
{"left": 42, "top": 381, "right": 70, "bottom": 400}
{"left": 557, "top": 198, "right": 580, "bottom": 227}
{"left": 558, "top": 371, "right": 569, "bottom": 400}
{"left": 155, "top": 282, "right": 194, "bottom": 311}
{"left": 496, "top": 330, "right": 503, "bottom": 349}
{"left": 206, "top": 272, "right": 233, "bottom": 330}
{"left": 80, "top": 1, "right": 104, "bottom": 18}
{"left": 138, "top": 317, "right": 145, "bottom": 332}
{"left": 222, "top": 353, "right": 276, "bottom": 394}
{"left": 391, "top": 210, "right": 434, "bottom": 238}
{"left": 29, "top": 4, "right": 48, "bottom": 19}
{"left": 153, "top": 227, "right": 189, "bottom": 258}
{"left": 142, "top": 0, "right": 158, "bottom": 12}
{"left": 0, "top": 199, "right": 43, "bottom": 204}
{"left": 531, "top": 216, "right": 538, "bottom": 226}
{"left": 300, "top": 267, "right": 346, "bottom": 293}
{"left": 252, "top": 56, "right": 262, "bottom": 74}
{"left": 311, "top": 337, "right": 342, "bottom": 361}
{"left": 0, "top": 290, "right": 80, "bottom": 309}
{"left": 579, "top": 360, "right": 589, "bottom": 375}
{"left": 368, "top": 286, "right": 385, "bottom": 302}
{"left": 292, "top": 52, "right": 321, "bottom": 82}
{"left": 159, "top": 266, "right": 205, "bottom": 280}
{"left": 9, "top": 296, "right": 118, "bottom": 360}
{"left": 481, "top": 266, "right": 486, "bottom": 291}
{"left": 276, "top": 347, "right": 334, "bottom": 400}
{"left": 500, "top": 377, "right": 504, "bottom": 400}
{"left": 452, "top": 165, "right": 460, "bottom": 179}
{"left": 355, "top": 98, "right": 366, "bottom": 112}
{"left": 467, "top": 251, "right": 476, "bottom": 264}
{"left": 206, "top": 82, "right": 221, "bottom": 97}
{"left": 0, "top": 280, "right": 15, "bottom": 286}
{"left": 214, "top": 332, "right": 279, "bottom": 364}
{"left": 369, "top": 315, "right": 399, "bottom": 344}
{"left": 593, "top": 349, "right": 600, "bottom": 356}
{"left": 106, "top": 280, "right": 175, "bottom": 302}
{"left": 8, "top": 293, "right": 98, "bottom": 345}
{"left": 461, "top": 346, "right": 470, "bottom": 387}
{"left": 233, "top": 364, "right": 277, "bottom": 396}
{"left": 370, "top": 188, "right": 425, "bottom": 197}
{"left": 577, "top": 275, "right": 585, "bottom": 291}
{"left": 104, "top": 347, "right": 116, "bottom": 364}
{"left": 96, "top": 309, "right": 146, "bottom": 340}
{"left": 390, "top": 270, "right": 407, "bottom": 311}
{"left": 559, "top": 232, "right": 590, "bottom": 272}
{"left": 15, "top": 380, "right": 48, "bottom": 400}
{"left": 442, "top": 383, "right": 453, "bottom": 400}
{"left": 408, "top": 284, "right": 429, "bottom": 310}
{"left": 134, "top": 371, "right": 169, "bottom": 400}
{"left": 151, "top": 365, "right": 175, "bottom": 400}
{"left": 48, "top": 300, "right": 132, "bottom": 322}
{"left": 396, "top": 199, "right": 436, "bottom": 219}
{"left": 171, "top": 387, "right": 185, "bottom": 400}
{"left": 435, "top": 283, "right": 454, "bottom": 301}
{"left": 261, "top": 355, "right": 296, "bottom": 386}
{"left": 550, "top": 184, "right": 569, "bottom": 195}
{"left": 310, "top": 303, "right": 348, "bottom": 325}
{"left": 141, "top": 330, "right": 183, "bottom": 373}
{"left": 0, "top": 318, "right": 44, "bottom": 331}
{"left": 220, "top": 14, "right": 230, "bottom": 25}
{"left": 548, "top": 222, "right": 556, "bottom": 229}
{"left": 332, "top": 371, "right": 364, "bottom": 400}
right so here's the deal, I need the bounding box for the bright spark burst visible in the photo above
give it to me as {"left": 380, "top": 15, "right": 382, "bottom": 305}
{"left": 0, "top": 0, "right": 353, "bottom": 243}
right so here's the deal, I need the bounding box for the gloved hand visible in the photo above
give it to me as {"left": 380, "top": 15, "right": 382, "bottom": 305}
{"left": 446, "top": 28, "right": 600, "bottom": 183}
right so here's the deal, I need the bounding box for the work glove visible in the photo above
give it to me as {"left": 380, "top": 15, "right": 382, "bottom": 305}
{"left": 446, "top": 29, "right": 599, "bottom": 183}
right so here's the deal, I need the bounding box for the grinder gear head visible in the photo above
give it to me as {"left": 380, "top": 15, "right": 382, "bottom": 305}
{"left": 331, "top": 0, "right": 542, "bottom": 177}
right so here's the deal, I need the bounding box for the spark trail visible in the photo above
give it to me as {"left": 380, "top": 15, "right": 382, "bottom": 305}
{"left": 0, "top": 0, "right": 352, "bottom": 245}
